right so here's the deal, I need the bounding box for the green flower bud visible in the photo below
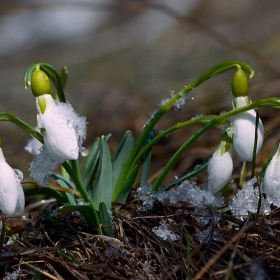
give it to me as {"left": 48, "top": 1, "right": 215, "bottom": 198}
{"left": 231, "top": 69, "right": 248, "bottom": 98}
{"left": 31, "top": 65, "right": 51, "bottom": 97}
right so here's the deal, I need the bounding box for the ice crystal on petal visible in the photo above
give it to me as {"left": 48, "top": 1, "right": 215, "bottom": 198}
{"left": 53, "top": 101, "right": 87, "bottom": 152}
{"left": 13, "top": 169, "right": 23, "bottom": 182}
{"left": 152, "top": 219, "right": 180, "bottom": 241}
{"left": 29, "top": 144, "right": 58, "bottom": 185}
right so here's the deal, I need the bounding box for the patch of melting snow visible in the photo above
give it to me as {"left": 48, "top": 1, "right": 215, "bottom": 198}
{"left": 135, "top": 185, "right": 167, "bottom": 211}
{"left": 196, "top": 227, "right": 223, "bottom": 244}
{"left": 152, "top": 219, "right": 180, "bottom": 241}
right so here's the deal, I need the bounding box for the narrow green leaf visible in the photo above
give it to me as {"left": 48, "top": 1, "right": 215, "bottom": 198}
{"left": 51, "top": 173, "right": 76, "bottom": 189}
{"left": 56, "top": 179, "right": 76, "bottom": 205}
{"left": 24, "top": 186, "right": 66, "bottom": 204}
{"left": 112, "top": 131, "right": 134, "bottom": 191}
{"left": 99, "top": 202, "right": 114, "bottom": 234}
{"left": 82, "top": 138, "right": 100, "bottom": 190}
{"left": 116, "top": 164, "right": 139, "bottom": 204}
{"left": 161, "top": 159, "right": 209, "bottom": 192}
{"left": 59, "top": 205, "right": 98, "bottom": 227}
{"left": 91, "top": 136, "right": 113, "bottom": 210}
{"left": 259, "top": 157, "right": 272, "bottom": 183}
{"left": 140, "top": 149, "right": 152, "bottom": 187}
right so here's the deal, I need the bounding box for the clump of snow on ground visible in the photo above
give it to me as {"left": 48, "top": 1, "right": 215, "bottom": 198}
{"left": 168, "top": 180, "right": 225, "bottom": 208}
{"left": 152, "top": 219, "right": 180, "bottom": 241}
{"left": 196, "top": 227, "right": 223, "bottom": 244}
{"left": 136, "top": 185, "right": 167, "bottom": 211}
{"left": 229, "top": 177, "right": 278, "bottom": 221}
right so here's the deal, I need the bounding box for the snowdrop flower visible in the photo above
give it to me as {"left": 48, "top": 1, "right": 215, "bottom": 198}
{"left": 263, "top": 145, "right": 280, "bottom": 196}
{"left": 208, "top": 135, "right": 233, "bottom": 194}
{"left": 29, "top": 65, "right": 87, "bottom": 185}
{"left": 0, "top": 146, "right": 25, "bottom": 216}
{"left": 231, "top": 69, "right": 264, "bottom": 162}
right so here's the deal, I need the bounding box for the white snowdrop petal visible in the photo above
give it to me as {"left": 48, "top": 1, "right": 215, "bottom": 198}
{"left": 208, "top": 143, "right": 233, "bottom": 194}
{"left": 232, "top": 110, "right": 264, "bottom": 162}
{"left": 42, "top": 107, "right": 79, "bottom": 160}
{"left": 12, "top": 181, "right": 25, "bottom": 216}
{"left": 0, "top": 149, "right": 19, "bottom": 215}
{"left": 263, "top": 150, "right": 280, "bottom": 196}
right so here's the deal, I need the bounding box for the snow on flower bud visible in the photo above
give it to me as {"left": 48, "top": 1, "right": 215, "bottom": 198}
{"left": 263, "top": 145, "right": 280, "bottom": 196}
{"left": 232, "top": 96, "right": 264, "bottom": 162}
{"left": 208, "top": 135, "right": 233, "bottom": 194}
{"left": 0, "top": 148, "right": 25, "bottom": 216}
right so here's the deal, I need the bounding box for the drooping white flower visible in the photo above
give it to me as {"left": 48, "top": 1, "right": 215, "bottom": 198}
{"left": 0, "top": 148, "right": 25, "bottom": 216}
{"left": 263, "top": 145, "right": 280, "bottom": 196}
{"left": 232, "top": 96, "right": 264, "bottom": 162}
{"left": 30, "top": 94, "right": 87, "bottom": 185}
{"left": 36, "top": 94, "right": 87, "bottom": 162}
{"left": 208, "top": 139, "right": 233, "bottom": 194}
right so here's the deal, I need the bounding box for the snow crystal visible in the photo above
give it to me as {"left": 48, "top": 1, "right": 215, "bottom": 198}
{"left": 229, "top": 177, "right": 271, "bottom": 220}
{"left": 191, "top": 113, "right": 205, "bottom": 120}
{"left": 174, "top": 94, "right": 188, "bottom": 111}
{"left": 3, "top": 269, "right": 20, "bottom": 280}
{"left": 29, "top": 144, "right": 58, "bottom": 185}
{"left": 192, "top": 206, "right": 221, "bottom": 226}
{"left": 136, "top": 185, "right": 167, "bottom": 211}
{"left": 13, "top": 169, "right": 23, "bottom": 182}
{"left": 152, "top": 219, "right": 180, "bottom": 241}
{"left": 53, "top": 101, "right": 87, "bottom": 152}
{"left": 196, "top": 227, "right": 222, "bottom": 244}
{"left": 168, "top": 180, "right": 225, "bottom": 208}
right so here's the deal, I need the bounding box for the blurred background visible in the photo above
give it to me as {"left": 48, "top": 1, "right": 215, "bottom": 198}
{"left": 1, "top": 0, "right": 280, "bottom": 184}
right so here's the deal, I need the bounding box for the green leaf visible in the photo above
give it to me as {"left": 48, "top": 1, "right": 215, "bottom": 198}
{"left": 112, "top": 131, "right": 134, "bottom": 191}
{"left": 91, "top": 136, "right": 113, "bottom": 210}
{"left": 51, "top": 173, "right": 76, "bottom": 189}
{"left": 161, "top": 159, "right": 209, "bottom": 192}
{"left": 59, "top": 205, "right": 98, "bottom": 227}
{"left": 116, "top": 164, "right": 139, "bottom": 204}
{"left": 259, "top": 157, "right": 273, "bottom": 183}
{"left": 24, "top": 186, "right": 66, "bottom": 204}
{"left": 140, "top": 127, "right": 155, "bottom": 187}
{"left": 99, "top": 202, "right": 114, "bottom": 234}
{"left": 82, "top": 138, "right": 101, "bottom": 190}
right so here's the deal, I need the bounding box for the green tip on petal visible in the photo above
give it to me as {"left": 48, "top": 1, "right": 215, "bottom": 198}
{"left": 31, "top": 65, "right": 52, "bottom": 97}
{"left": 231, "top": 69, "right": 249, "bottom": 98}
{"left": 0, "top": 138, "right": 2, "bottom": 148}
{"left": 38, "top": 95, "right": 47, "bottom": 114}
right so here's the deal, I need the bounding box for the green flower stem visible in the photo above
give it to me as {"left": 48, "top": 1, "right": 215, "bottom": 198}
{"left": 113, "top": 60, "right": 254, "bottom": 200}
{"left": 71, "top": 159, "right": 82, "bottom": 183}
{"left": 62, "top": 161, "right": 102, "bottom": 235}
{"left": 152, "top": 97, "right": 280, "bottom": 191}
{"left": 127, "top": 115, "right": 224, "bottom": 176}
{"left": 0, "top": 112, "right": 43, "bottom": 142}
